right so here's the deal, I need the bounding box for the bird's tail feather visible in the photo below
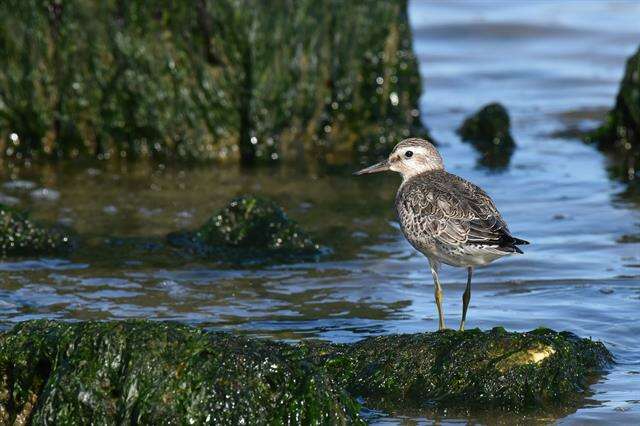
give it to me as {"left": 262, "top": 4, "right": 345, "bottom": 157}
{"left": 498, "top": 234, "right": 529, "bottom": 254}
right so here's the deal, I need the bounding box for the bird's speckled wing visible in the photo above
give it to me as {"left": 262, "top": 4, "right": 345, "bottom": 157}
{"left": 395, "top": 171, "right": 512, "bottom": 251}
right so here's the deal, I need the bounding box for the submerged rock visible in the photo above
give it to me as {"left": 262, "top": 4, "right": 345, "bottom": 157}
{"left": 0, "top": 320, "right": 360, "bottom": 425}
{"left": 587, "top": 46, "right": 640, "bottom": 188}
{"left": 458, "top": 103, "right": 516, "bottom": 170}
{"left": 167, "top": 196, "right": 320, "bottom": 261}
{"left": 0, "top": 321, "right": 612, "bottom": 423}
{"left": 0, "top": 204, "right": 72, "bottom": 256}
{"left": 306, "top": 327, "right": 612, "bottom": 411}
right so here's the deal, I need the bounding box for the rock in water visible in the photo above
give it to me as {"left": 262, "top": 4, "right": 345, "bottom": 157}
{"left": 0, "top": 0, "right": 429, "bottom": 164}
{"left": 587, "top": 46, "right": 640, "bottom": 188}
{"left": 0, "top": 321, "right": 361, "bottom": 425}
{"left": 458, "top": 103, "right": 516, "bottom": 170}
{"left": 0, "top": 321, "right": 612, "bottom": 423}
{"left": 306, "top": 327, "right": 612, "bottom": 411}
{"left": 167, "top": 196, "right": 320, "bottom": 262}
{"left": 0, "top": 204, "right": 73, "bottom": 256}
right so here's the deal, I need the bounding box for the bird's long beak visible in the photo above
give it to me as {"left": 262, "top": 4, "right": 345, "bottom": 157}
{"left": 353, "top": 159, "right": 390, "bottom": 175}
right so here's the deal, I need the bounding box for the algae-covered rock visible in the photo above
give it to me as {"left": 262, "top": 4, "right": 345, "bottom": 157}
{"left": 167, "top": 195, "right": 320, "bottom": 261}
{"left": 458, "top": 103, "right": 516, "bottom": 170}
{"left": 0, "top": 321, "right": 612, "bottom": 424}
{"left": 587, "top": 46, "right": 640, "bottom": 187}
{"left": 0, "top": 320, "right": 361, "bottom": 425}
{"left": 0, "top": 321, "right": 612, "bottom": 423}
{"left": 0, "top": 203, "right": 72, "bottom": 256}
{"left": 0, "top": 0, "right": 428, "bottom": 165}
{"left": 303, "top": 327, "right": 612, "bottom": 411}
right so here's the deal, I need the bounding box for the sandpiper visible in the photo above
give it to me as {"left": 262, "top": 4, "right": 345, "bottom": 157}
{"left": 355, "top": 138, "right": 528, "bottom": 331}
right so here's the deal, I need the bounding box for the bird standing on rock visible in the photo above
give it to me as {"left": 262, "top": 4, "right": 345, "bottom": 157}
{"left": 355, "top": 138, "right": 528, "bottom": 331}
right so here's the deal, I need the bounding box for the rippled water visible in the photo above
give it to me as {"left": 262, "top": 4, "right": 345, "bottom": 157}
{"left": 1, "top": 1, "right": 640, "bottom": 424}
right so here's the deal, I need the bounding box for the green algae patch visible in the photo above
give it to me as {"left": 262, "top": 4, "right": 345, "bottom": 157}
{"left": 0, "top": 204, "right": 73, "bottom": 256}
{"left": 458, "top": 103, "right": 516, "bottom": 170}
{"left": 167, "top": 196, "right": 320, "bottom": 262}
{"left": 0, "top": 320, "right": 361, "bottom": 425}
{"left": 0, "top": 0, "right": 427, "bottom": 165}
{"left": 587, "top": 46, "right": 640, "bottom": 188}
{"left": 303, "top": 327, "right": 612, "bottom": 411}
{"left": 0, "top": 321, "right": 612, "bottom": 423}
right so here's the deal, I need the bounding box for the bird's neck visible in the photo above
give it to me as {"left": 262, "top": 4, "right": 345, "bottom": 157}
{"left": 399, "top": 166, "right": 444, "bottom": 183}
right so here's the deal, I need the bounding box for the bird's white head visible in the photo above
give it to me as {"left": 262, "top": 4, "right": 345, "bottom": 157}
{"left": 354, "top": 138, "right": 443, "bottom": 181}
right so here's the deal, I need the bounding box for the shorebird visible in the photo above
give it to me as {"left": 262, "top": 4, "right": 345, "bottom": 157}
{"left": 355, "top": 138, "right": 528, "bottom": 331}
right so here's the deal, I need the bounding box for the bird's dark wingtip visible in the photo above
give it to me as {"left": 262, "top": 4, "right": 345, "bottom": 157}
{"left": 513, "top": 237, "right": 529, "bottom": 246}
{"left": 497, "top": 234, "right": 529, "bottom": 254}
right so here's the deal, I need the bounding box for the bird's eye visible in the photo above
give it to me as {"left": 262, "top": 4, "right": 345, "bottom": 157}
{"left": 404, "top": 150, "right": 413, "bottom": 158}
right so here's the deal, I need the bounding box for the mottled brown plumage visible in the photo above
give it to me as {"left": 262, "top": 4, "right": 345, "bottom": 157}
{"left": 396, "top": 170, "right": 525, "bottom": 267}
{"left": 355, "top": 138, "right": 528, "bottom": 330}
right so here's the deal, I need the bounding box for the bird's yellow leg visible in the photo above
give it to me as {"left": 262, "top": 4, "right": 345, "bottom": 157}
{"left": 429, "top": 260, "right": 446, "bottom": 330}
{"left": 460, "top": 267, "right": 473, "bottom": 331}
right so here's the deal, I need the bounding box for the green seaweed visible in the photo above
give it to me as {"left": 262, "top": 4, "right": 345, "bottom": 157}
{"left": 457, "top": 103, "right": 516, "bottom": 170}
{"left": 587, "top": 46, "right": 640, "bottom": 188}
{"left": 0, "top": 321, "right": 612, "bottom": 423}
{"left": 167, "top": 195, "right": 320, "bottom": 262}
{"left": 0, "top": 320, "right": 361, "bottom": 425}
{"left": 302, "top": 327, "right": 612, "bottom": 411}
{"left": 0, "top": 203, "right": 72, "bottom": 256}
{"left": 0, "top": 0, "right": 428, "bottom": 165}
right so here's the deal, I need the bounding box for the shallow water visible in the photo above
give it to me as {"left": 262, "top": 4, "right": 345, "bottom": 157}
{"left": 1, "top": 1, "right": 640, "bottom": 424}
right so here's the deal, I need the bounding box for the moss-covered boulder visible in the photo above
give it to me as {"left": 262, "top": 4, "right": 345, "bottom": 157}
{"left": 0, "top": 203, "right": 72, "bottom": 256}
{"left": 0, "top": 321, "right": 612, "bottom": 423}
{"left": 0, "top": 0, "right": 428, "bottom": 165}
{"left": 167, "top": 196, "right": 320, "bottom": 261}
{"left": 458, "top": 103, "right": 516, "bottom": 170}
{"left": 587, "top": 46, "right": 640, "bottom": 187}
{"left": 0, "top": 320, "right": 361, "bottom": 425}
{"left": 303, "top": 327, "right": 612, "bottom": 411}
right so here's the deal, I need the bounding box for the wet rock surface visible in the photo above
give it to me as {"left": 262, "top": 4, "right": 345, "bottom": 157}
{"left": 587, "top": 46, "right": 640, "bottom": 189}
{"left": 458, "top": 103, "right": 516, "bottom": 170}
{"left": 167, "top": 196, "right": 320, "bottom": 262}
{"left": 0, "top": 321, "right": 612, "bottom": 424}
{"left": 0, "top": 204, "right": 72, "bottom": 256}
{"left": 0, "top": 0, "right": 428, "bottom": 164}
{"left": 307, "top": 327, "right": 612, "bottom": 411}
{"left": 0, "top": 321, "right": 361, "bottom": 425}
